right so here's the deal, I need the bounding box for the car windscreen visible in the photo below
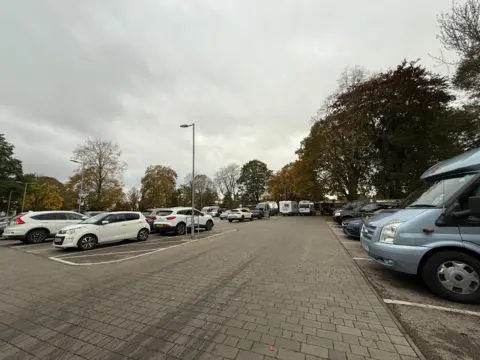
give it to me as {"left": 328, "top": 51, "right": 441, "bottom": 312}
{"left": 230, "top": 210, "right": 240, "bottom": 213}
{"left": 81, "top": 213, "right": 108, "bottom": 224}
{"left": 156, "top": 210, "right": 173, "bottom": 216}
{"left": 299, "top": 204, "right": 310, "bottom": 208}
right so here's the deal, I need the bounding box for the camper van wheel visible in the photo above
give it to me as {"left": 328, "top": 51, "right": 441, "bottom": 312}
{"left": 422, "top": 250, "right": 480, "bottom": 303}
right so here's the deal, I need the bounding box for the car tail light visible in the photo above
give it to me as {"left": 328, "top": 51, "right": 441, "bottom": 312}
{"left": 166, "top": 216, "right": 176, "bottom": 220}
{"left": 16, "top": 213, "right": 27, "bottom": 225}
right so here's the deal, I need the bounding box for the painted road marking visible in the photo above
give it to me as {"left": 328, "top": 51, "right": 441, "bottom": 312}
{"left": 353, "top": 257, "right": 373, "bottom": 261}
{"left": 58, "top": 248, "right": 175, "bottom": 259}
{"left": 49, "top": 229, "right": 237, "bottom": 266}
{"left": 383, "top": 299, "right": 480, "bottom": 316}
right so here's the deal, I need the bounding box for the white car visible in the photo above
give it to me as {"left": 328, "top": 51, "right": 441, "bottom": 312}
{"left": 3, "top": 211, "right": 88, "bottom": 244}
{"left": 227, "top": 208, "right": 253, "bottom": 222}
{"left": 220, "top": 210, "right": 231, "bottom": 220}
{"left": 153, "top": 207, "right": 214, "bottom": 235}
{"left": 53, "top": 212, "right": 151, "bottom": 250}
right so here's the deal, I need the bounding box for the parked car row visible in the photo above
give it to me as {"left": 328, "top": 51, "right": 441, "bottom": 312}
{"left": 2, "top": 210, "right": 151, "bottom": 250}
{"left": 342, "top": 148, "right": 480, "bottom": 303}
{"left": 2, "top": 206, "right": 218, "bottom": 250}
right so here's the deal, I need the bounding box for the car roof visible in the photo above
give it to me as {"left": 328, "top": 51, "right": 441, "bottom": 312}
{"left": 26, "top": 210, "right": 81, "bottom": 215}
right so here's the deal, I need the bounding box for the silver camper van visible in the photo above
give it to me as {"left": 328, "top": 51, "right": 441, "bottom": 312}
{"left": 361, "top": 148, "right": 480, "bottom": 303}
{"left": 299, "top": 200, "right": 316, "bottom": 216}
{"left": 279, "top": 201, "right": 299, "bottom": 216}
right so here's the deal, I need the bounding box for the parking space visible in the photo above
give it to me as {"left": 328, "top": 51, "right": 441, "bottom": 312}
{"left": 326, "top": 219, "right": 480, "bottom": 360}
{"left": 1, "top": 218, "right": 240, "bottom": 266}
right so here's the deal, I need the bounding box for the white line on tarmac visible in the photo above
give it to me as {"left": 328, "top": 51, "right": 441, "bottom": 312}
{"left": 383, "top": 299, "right": 480, "bottom": 316}
{"left": 341, "top": 241, "right": 359, "bottom": 245}
{"left": 48, "top": 229, "right": 237, "bottom": 266}
{"left": 353, "top": 257, "right": 373, "bottom": 261}
{"left": 58, "top": 248, "right": 168, "bottom": 259}
{"left": 50, "top": 237, "right": 184, "bottom": 258}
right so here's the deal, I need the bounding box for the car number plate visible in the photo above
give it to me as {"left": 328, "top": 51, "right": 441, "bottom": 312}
{"left": 361, "top": 242, "right": 369, "bottom": 252}
{"left": 156, "top": 224, "right": 164, "bottom": 228}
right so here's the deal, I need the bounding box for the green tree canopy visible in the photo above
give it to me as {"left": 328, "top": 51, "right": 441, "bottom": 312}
{"left": 237, "top": 160, "right": 272, "bottom": 204}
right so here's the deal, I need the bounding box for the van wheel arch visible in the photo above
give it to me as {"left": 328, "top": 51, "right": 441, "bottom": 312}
{"left": 418, "top": 246, "right": 480, "bottom": 275}
{"left": 419, "top": 247, "right": 480, "bottom": 303}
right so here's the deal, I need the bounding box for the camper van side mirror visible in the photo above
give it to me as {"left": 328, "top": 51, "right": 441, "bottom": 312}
{"left": 468, "top": 196, "right": 480, "bottom": 217}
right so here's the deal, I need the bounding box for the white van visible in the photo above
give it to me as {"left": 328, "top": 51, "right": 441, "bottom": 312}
{"left": 279, "top": 201, "right": 299, "bottom": 216}
{"left": 299, "top": 200, "right": 316, "bottom": 216}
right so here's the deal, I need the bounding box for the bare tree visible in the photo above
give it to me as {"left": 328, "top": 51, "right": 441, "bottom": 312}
{"left": 127, "top": 187, "right": 140, "bottom": 210}
{"left": 72, "top": 139, "right": 127, "bottom": 209}
{"left": 438, "top": 0, "right": 480, "bottom": 98}
{"left": 184, "top": 173, "right": 217, "bottom": 208}
{"left": 214, "top": 163, "right": 240, "bottom": 202}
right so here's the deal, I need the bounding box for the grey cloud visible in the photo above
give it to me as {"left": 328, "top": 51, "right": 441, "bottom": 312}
{"left": 0, "top": 0, "right": 456, "bottom": 188}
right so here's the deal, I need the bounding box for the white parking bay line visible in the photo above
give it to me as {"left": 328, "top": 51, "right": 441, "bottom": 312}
{"left": 58, "top": 248, "right": 162, "bottom": 259}
{"left": 383, "top": 299, "right": 480, "bottom": 317}
{"left": 353, "top": 257, "right": 373, "bottom": 261}
{"left": 48, "top": 229, "right": 237, "bottom": 266}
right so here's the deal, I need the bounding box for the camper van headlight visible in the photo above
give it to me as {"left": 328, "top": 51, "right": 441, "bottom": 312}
{"left": 379, "top": 222, "right": 402, "bottom": 244}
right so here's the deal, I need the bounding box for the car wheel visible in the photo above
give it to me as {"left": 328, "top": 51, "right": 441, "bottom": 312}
{"left": 240, "top": 216, "right": 244, "bottom": 222}
{"left": 26, "top": 229, "right": 48, "bottom": 244}
{"left": 137, "top": 228, "right": 149, "bottom": 241}
{"left": 421, "top": 250, "right": 480, "bottom": 303}
{"left": 175, "top": 222, "right": 186, "bottom": 235}
{"left": 250, "top": 216, "right": 253, "bottom": 221}
{"left": 205, "top": 220, "right": 213, "bottom": 231}
{"left": 228, "top": 219, "right": 233, "bottom": 223}
{"left": 77, "top": 234, "right": 97, "bottom": 251}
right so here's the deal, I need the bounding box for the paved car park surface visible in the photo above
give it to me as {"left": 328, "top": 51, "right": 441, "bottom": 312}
{"left": 327, "top": 220, "right": 480, "bottom": 360}
{"left": 1, "top": 220, "right": 235, "bottom": 265}
{"left": 0, "top": 215, "right": 452, "bottom": 360}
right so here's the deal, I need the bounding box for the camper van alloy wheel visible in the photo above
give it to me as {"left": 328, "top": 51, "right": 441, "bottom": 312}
{"left": 422, "top": 250, "right": 480, "bottom": 303}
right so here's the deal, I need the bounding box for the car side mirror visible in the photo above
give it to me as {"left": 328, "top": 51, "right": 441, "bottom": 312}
{"left": 468, "top": 196, "right": 480, "bottom": 217}
{"left": 81, "top": 216, "right": 88, "bottom": 220}
{"left": 201, "top": 213, "right": 205, "bottom": 216}
{"left": 102, "top": 220, "right": 109, "bottom": 225}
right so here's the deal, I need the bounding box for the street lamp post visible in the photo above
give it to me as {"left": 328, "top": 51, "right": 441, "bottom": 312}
{"left": 70, "top": 159, "right": 84, "bottom": 212}
{"left": 15, "top": 181, "right": 35, "bottom": 213}
{"left": 180, "top": 123, "right": 195, "bottom": 238}
{"left": 6, "top": 191, "right": 12, "bottom": 216}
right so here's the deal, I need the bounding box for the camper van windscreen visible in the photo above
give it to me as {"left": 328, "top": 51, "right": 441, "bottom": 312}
{"left": 402, "top": 174, "right": 474, "bottom": 208}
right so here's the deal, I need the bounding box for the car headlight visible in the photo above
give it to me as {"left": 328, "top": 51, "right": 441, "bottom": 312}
{"left": 335, "top": 212, "right": 341, "bottom": 216}
{"left": 66, "top": 229, "right": 78, "bottom": 235}
{"left": 379, "top": 222, "right": 402, "bottom": 244}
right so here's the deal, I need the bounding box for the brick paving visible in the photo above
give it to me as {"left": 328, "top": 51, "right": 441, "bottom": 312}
{"left": 0, "top": 217, "right": 420, "bottom": 360}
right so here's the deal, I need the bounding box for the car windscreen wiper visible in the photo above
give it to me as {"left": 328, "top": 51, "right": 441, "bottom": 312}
{"left": 406, "top": 204, "right": 438, "bottom": 208}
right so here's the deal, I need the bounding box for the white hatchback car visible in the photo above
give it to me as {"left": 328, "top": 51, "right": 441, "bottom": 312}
{"left": 3, "top": 211, "right": 88, "bottom": 244}
{"left": 53, "top": 211, "right": 151, "bottom": 250}
{"left": 227, "top": 208, "right": 253, "bottom": 222}
{"left": 220, "top": 210, "right": 231, "bottom": 220}
{"left": 153, "top": 207, "right": 214, "bottom": 235}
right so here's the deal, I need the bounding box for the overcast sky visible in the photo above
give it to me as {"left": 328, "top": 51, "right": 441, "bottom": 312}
{"left": 0, "top": 0, "right": 456, "bottom": 189}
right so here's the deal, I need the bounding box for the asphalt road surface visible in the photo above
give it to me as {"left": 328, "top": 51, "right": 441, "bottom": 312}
{"left": 0, "top": 216, "right": 472, "bottom": 359}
